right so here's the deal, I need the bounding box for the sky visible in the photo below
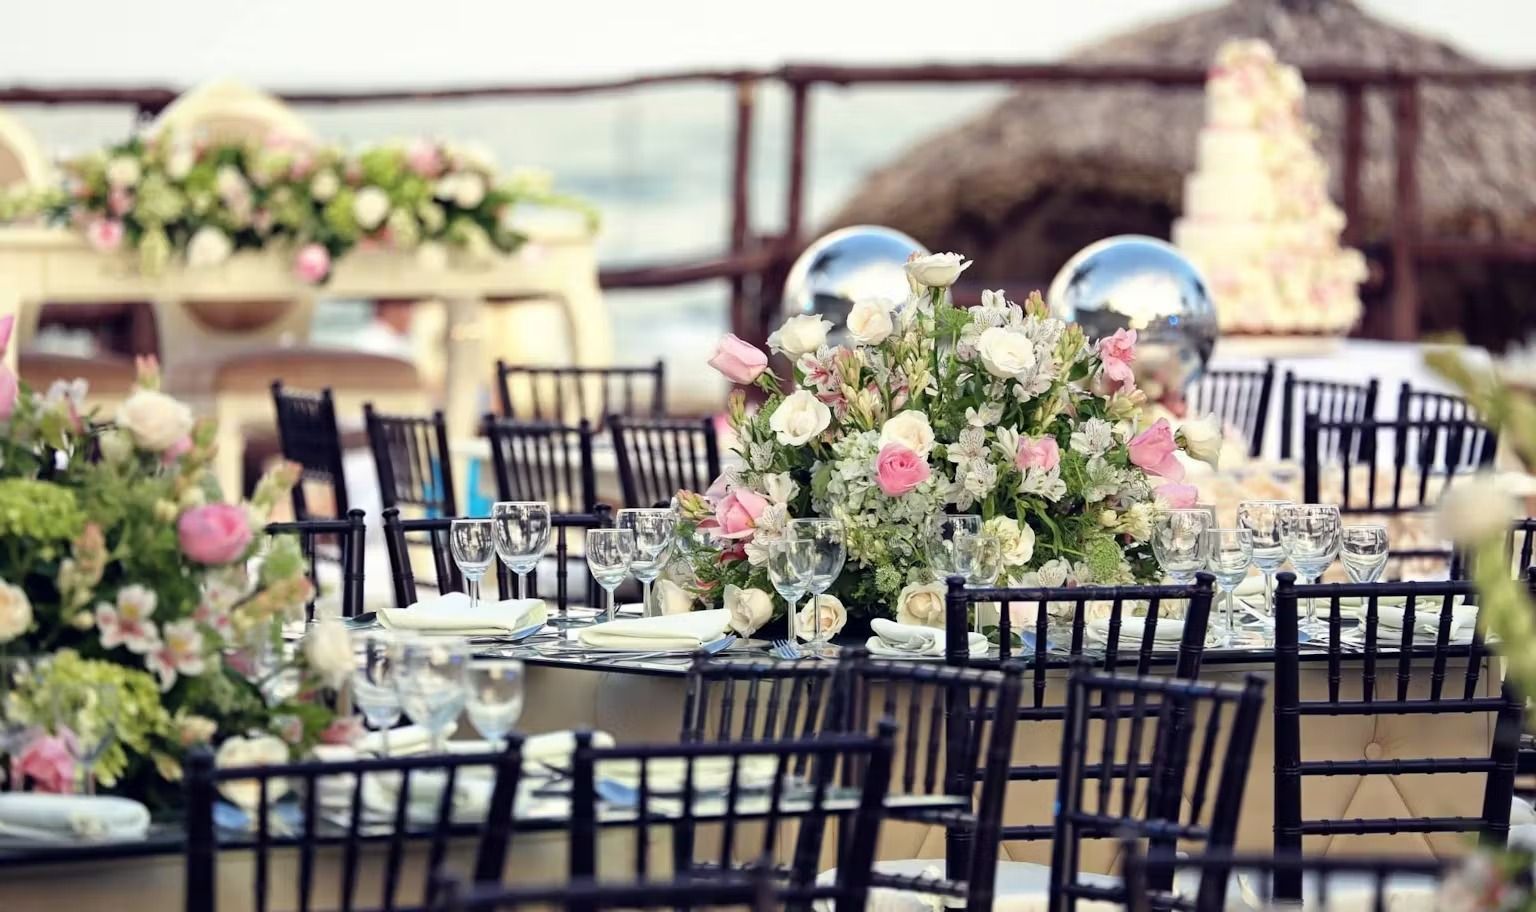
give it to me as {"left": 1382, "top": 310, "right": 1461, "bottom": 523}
{"left": 1, "top": 0, "right": 1532, "bottom": 87}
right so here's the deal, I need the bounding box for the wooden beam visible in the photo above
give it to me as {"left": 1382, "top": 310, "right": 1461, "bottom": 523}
{"left": 784, "top": 82, "right": 811, "bottom": 245}
{"left": 728, "top": 79, "right": 757, "bottom": 345}
{"left": 1340, "top": 83, "right": 1366, "bottom": 247}
{"left": 1390, "top": 80, "right": 1422, "bottom": 342}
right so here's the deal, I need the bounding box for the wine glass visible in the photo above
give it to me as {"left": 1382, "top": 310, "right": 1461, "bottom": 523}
{"left": 465, "top": 659, "right": 525, "bottom": 748}
{"left": 450, "top": 519, "right": 496, "bottom": 612}
{"left": 1205, "top": 529, "right": 1254, "bottom": 648}
{"left": 586, "top": 528, "right": 637, "bottom": 623}
{"left": 395, "top": 636, "right": 470, "bottom": 754}
{"left": 960, "top": 532, "right": 1003, "bottom": 633}
{"left": 926, "top": 514, "right": 982, "bottom": 583}
{"left": 72, "top": 688, "right": 118, "bottom": 796}
{"left": 1152, "top": 510, "right": 1211, "bottom": 584}
{"left": 1341, "top": 524, "right": 1390, "bottom": 583}
{"left": 352, "top": 632, "right": 403, "bottom": 757}
{"left": 491, "top": 501, "right": 551, "bottom": 602}
{"left": 766, "top": 538, "right": 815, "bottom": 644}
{"left": 789, "top": 518, "right": 846, "bottom": 658}
{"left": 617, "top": 508, "right": 677, "bottom": 618}
{"left": 1238, "top": 500, "right": 1292, "bottom": 617}
{"left": 1281, "top": 504, "right": 1342, "bottom": 635}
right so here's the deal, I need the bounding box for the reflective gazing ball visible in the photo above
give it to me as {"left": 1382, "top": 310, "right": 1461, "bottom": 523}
{"left": 782, "top": 226, "right": 929, "bottom": 343}
{"left": 1047, "top": 235, "right": 1218, "bottom": 403}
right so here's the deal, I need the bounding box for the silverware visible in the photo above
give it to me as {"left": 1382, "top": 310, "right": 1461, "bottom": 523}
{"left": 771, "top": 639, "right": 803, "bottom": 660}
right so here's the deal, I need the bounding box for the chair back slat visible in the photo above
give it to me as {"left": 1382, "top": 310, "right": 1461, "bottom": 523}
{"left": 365, "top": 404, "right": 458, "bottom": 516}
{"left": 496, "top": 360, "right": 665, "bottom": 430}
{"left": 1281, "top": 371, "right": 1379, "bottom": 461}
{"left": 1186, "top": 361, "right": 1275, "bottom": 458}
{"left": 484, "top": 415, "right": 598, "bottom": 513}
{"left": 610, "top": 414, "right": 721, "bottom": 508}
{"left": 272, "top": 381, "right": 350, "bottom": 520}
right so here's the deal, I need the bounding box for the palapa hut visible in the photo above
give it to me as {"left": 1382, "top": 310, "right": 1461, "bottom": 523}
{"left": 828, "top": 0, "right": 1536, "bottom": 348}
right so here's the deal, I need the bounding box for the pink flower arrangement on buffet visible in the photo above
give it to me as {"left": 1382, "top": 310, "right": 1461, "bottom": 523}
{"left": 668, "top": 252, "right": 1222, "bottom": 636}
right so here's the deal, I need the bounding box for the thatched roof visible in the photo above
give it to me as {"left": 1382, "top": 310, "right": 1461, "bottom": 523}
{"left": 828, "top": 0, "right": 1536, "bottom": 301}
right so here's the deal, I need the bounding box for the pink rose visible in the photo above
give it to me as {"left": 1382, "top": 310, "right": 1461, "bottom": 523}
{"left": 293, "top": 243, "right": 331, "bottom": 284}
{"left": 107, "top": 188, "right": 133, "bottom": 216}
{"left": 406, "top": 140, "right": 444, "bottom": 178}
{"left": 162, "top": 435, "right": 193, "bottom": 465}
{"left": 1128, "top": 419, "right": 1184, "bottom": 482}
{"left": 1015, "top": 435, "right": 1061, "bottom": 472}
{"left": 1097, "top": 328, "right": 1137, "bottom": 393}
{"left": 13, "top": 730, "right": 77, "bottom": 793}
{"left": 320, "top": 716, "right": 365, "bottom": 745}
{"left": 707, "top": 334, "right": 769, "bottom": 385}
{"left": 177, "top": 503, "right": 254, "bottom": 565}
{"left": 714, "top": 487, "right": 770, "bottom": 540}
{"left": 1155, "top": 482, "right": 1200, "bottom": 509}
{"left": 86, "top": 218, "right": 125, "bottom": 254}
{"left": 876, "top": 444, "right": 930, "bottom": 497}
{"left": 0, "top": 314, "right": 15, "bottom": 421}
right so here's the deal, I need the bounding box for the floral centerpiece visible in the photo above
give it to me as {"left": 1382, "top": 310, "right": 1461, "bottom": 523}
{"left": 0, "top": 316, "right": 347, "bottom": 800}
{"left": 671, "top": 252, "right": 1217, "bottom": 637}
{"left": 0, "top": 131, "right": 597, "bottom": 284}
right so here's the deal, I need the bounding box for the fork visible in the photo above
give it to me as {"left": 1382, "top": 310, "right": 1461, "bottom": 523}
{"left": 771, "top": 638, "right": 804, "bottom": 660}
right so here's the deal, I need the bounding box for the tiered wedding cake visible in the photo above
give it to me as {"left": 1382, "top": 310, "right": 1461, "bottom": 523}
{"left": 1172, "top": 40, "right": 1367, "bottom": 337}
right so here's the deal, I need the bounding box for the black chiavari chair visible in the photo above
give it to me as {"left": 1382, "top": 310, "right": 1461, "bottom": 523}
{"left": 1186, "top": 361, "right": 1274, "bottom": 459}
{"left": 365, "top": 404, "right": 458, "bottom": 517}
{"left": 432, "top": 869, "right": 778, "bottom": 911}
{"left": 381, "top": 508, "right": 609, "bottom": 619}
{"left": 681, "top": 658, "right": 847, "bottom": 745}
{"left": 609, "top": 414, "right": 720, "bottom": 509}
{"left": 1048, "top": 666, "right": 1267, "bottom": 912}
{"left": 272, "top": 381, "right": 350, "bottom": 520}
{"left": 564, "top": 727, "right": 893, "bottom": 912}
{"left": 265, "top": 509, "right": 368, "bottom": 620}
{"left": 495, "top": 360, "right": 665, "bottom": 430}
{"left": 1272, "top": 573, "right": 1525, "bottom": 902}
{"left": 1397, "top": 380, "right": 1476, "bottom": 423}
{"left": 482, "top": 415, "right": 598, "bottom": 513}
{"left": 1280, "top": 372, "right": 1379, "bottom": 461}
{"left": 182, "top": 737, "right": 524, "bottom": 912}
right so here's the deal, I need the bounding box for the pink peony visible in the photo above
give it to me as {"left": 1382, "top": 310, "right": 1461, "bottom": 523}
{"left": 293, "top": 243, "right": 331, "bottom": 284}
{"left": 714, "top": 487, "right": 770, "bottom": 540}
{"left": 0, "top": 314, "right": 15, "bottom": 422}
{"left": 707, "top": 334, "right": 769, "bottom": 385}
{"left": 1128, "top": 419, "right": 1184, "bottom": 482}
{"left": 177, "top": 503, "right": 254, "bottom": 565}
{"left": 13, "top": 730, "right": 77, "bottom": 793}
{"left": 875, "top": 444, "right": 930, "bottom": 497}
{"left": 1097, "top": 328, "right": 1137, "bottom": 393}
{"left": 406, "top": 140, "right": 444, "bottom": 178}
{"left": 1015, "top": 435, "right": 1061, "bottom": 473}
{"left": 1155, "top": 482, "right": 1200, "bottom": 509}
{"left": 85, "top": 218, "right": 125, "bottom": 254}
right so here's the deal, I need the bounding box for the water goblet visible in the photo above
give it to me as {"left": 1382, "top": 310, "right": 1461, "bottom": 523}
{"left": 789, "top": 518, "right": 846, "bottom": 658}
{"left": 1152, "top": 510, "right": 1211, "bottom": 584}
{"left": 465, "top": 659, "right": 526, "bottom": 747}
{"left": 491, "top": 501, "right": 551, "bottom": 601}
{"left": 926, "top": 514, "right": 982, "bottom": 582}
{"left": 450, "top": 518, "right": 497, "bottom": 612}
{"left": 1280, "top": 504, "right": 1341, "bottom": 635}
{"left": 1205, "top": 529, "right": 1254, "bottom": 648}
{"left": 766, "top": 538, "right": 816, "bottom": 644}
{"left": 395, "top": 636, "right": 470, "bottom": 754}
{"left": 617, "top": 508, "right": 677, "bottom": 618}
{"left": 586, "top": 528, "right": 637, "bottom": 623}
{"left": 67, "top": 687, "right": 118, "bottom": 796}
{"left": 1237, "top": 500, "right": 1292, "bottom": 618}
{"left": 961, "top": 532, "right": 1004, "bottom": 634}
{"left": 352, "top": 632, "right": 403, "bottom": 757}
{"left": 1341, "top": 524, "right": 1390, "bottom": 584}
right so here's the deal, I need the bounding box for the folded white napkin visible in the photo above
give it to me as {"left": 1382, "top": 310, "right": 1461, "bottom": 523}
{"left": 378, "top": 592, "right": 546, "bottom": 635}
{"left": 0, "top": 794, "right": 150, "bottom": 842}
{"left": 577, "top": 608, "right": 731, "bottom": 651}
{"left": 1374, "top": 604, "right": 1478, "bottom": 639}
{"left": 1087, "top": 616, "right": 1185, "bottom": 646}
{"left": 357, "top": 724, "right": 433, "bottom": 757}
{"left": 597, "top": 754, "right": 781, "bottom": 792}
{"left": 865, "top": 619, "right": 987, "bottom": 658}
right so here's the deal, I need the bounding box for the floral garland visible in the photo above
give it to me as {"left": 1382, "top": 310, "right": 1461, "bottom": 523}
{"left": 0, "top": 132, "right": 597, "bottom": 283}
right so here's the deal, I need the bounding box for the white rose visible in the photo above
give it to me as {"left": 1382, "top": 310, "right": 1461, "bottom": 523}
{"left": 116, "top": 388, "right": 194, "bottom": 452}
{"left": 724, "top": 585, "right": 774, "bottom": 636}
{"left": 846, "top": 298, "right": 895, "bottom": 346}
{"left": 983, "top": 516, "right": 1035, "bottom": 568}
{"left": 309, "top": 170, "right": 340, "bottom": 202}
{"left": 905, "top": 252, "right": 971, "bottom": 289}
{"left": 769, "top": 390, "right": 831, "bottom": 446}
{"left": 215, "top": 165, "right": 248, "bottom": 201}
{"left": 453, "top": 173, "right": 486, "bottom": 209}
{"left": 1176, "top": 416, "right": 1223, "bottom": 469}
{"left": 796, "top": 594, "right": 847, "bottom": 642}
{"left": 655, "top": 578, "right": 695, "bottom": 616}
{"left": 895, "top": 581, "right": 946, "bottom": 629}
{"left": 215, "top": 735, "right": 290, "bottom": 809}
{"left": 762, "top": 472, "right": 799, "bottom": 506}
{"left": 416, "top": 241, "right": 449, "bottom": 271}
{"left": 976, "top": 327, "right": 1037, "bottom": 380}
{"left": 302, "top": 618, "right": 353, "bottom": 688}
{"left": 0, "top": 580, "right": 34, "bottom": 643}
{"left": 353, "top": 186, "right": 391, "bottom": 230}
{"left": 1436, "top": 474, "right": 1518, "bottom": 546}
{"left": 768, "top": 314, "right": 832, "bottom": 357}
{"left": 165, "top": 145, "right": 196, "bottom": 180}
{"left": 106, "top": 156, "right": 141, "bottom": 189}
{"left": 879, "top": 410, "right": 936, "bottom": 458}
{"left": 186, "top": 226, "right": 233, "bottom": 268}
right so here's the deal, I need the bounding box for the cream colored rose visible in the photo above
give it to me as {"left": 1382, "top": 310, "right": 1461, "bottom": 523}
{"left": 1436, "top": 474, "right": 1517, "bottom": 546}
{"left": 215, "top": 735, "right": 290, "bottom": 809}
{"left": 768, "top": 314, "right": 832, "bottom": 357}
{"left": 655, "top": 578, "right": 695, "bottom": 616}
{"left": 725, "top": 585, "right": 774, "bottom": 636}
{"left": 116, "top": 388, "right": 194, "bottom": 452}
{"left": 353, "top": 186, "right": 391, "bottom": 230}
{"left": 186, "top": 226, "right": 233, "bottom": 268}
{"left": 1176, "top": 416, "right": 1223, "bottom": 469}
{"left": 976, "top": 327, "right": 1036, "bottom": 380}
{"left": 983, "top": 516, "right": 1035, "bottom": 568}
{"left": 796, "top": 594, "right": 847, "bottom": 641}
{"left": 895, "top": 581, "right": 946, "bottom": 629}
{"left": 302, "top": 618, "right": 352, "bottom": 688}
{"left": 106, "top": 156, "right": 142, "bottom": 189}
{"left": 879, "top": 410, "right": 936, "bottom": 458}
{"left": 453, "top": 173, "right": 487, "bottom": 208}
{"left": 769, "top": 390, "right": 831, "bottom": 446}
{"left": 0, "top": 580, "right": 34, "bottom": 643}
{"left": 309, "top": 170, "right": 340, "bottom": 202}
{"left": 165, "top": 145, "right": 196, "bottom": 180}
{"left": 905, "top": 252, "right": 972, "bottom": 289}
{"left": 846, "top": 298, "right": 895, "bottom": 346}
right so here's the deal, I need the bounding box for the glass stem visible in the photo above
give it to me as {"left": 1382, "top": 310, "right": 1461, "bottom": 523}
{"left": 468, "top": 575, "right": 480, "bottom": 611}
{"left": 606, "top": 588, "right": 616, "bottom": 623}
{"left": 786, "top": 596, "right": 798, "bottom": 643}
{"left": 643, "top": 579, "right": 653, "bottom": 618}
{"left": 1263, "top": 570, "right": 1274, "bottom": 616}
{"left": 517, "top": 571, "right": 527, "bottom": 601}
{"left": 1225, "top": 590, "right": 1236, "bottom": 644}
{"left": 82, "top": 762, "right": 94, "bottom": 796}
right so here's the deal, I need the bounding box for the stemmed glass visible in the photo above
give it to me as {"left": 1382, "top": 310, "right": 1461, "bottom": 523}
{"left": 789, "top": 518, "right": 846, "bottom": 658}
{"left": 1341, "top": 524, "right": 1390, "bottom": 584}
{"left": 395, "top": 636, "right": 470, "bottom": 754}
{"left": 465, "top": 659, "right": 525, "bottom": 748}
{"left": 490, "top": 501, "right": 551, "bottom": 601}
{"left": 959, "top": 532, "right": 1003, "bottom": 634}
{"left": 586, "top": 528, "right": 636, "bottom": 623}
{"left": 1205, "top": 529, "right": 1254, "bottom": 648}
{"left": 1238, "top": 500, "right": 1292, "bottom": 617}
{"left": 1152, "top": 510, "right": 1211, "bottom": 584}
{"left": 71, "top": 688, "right": 118, "bottom": 796}
{"left": 352, "top": 632, "right": 403, "bottom": 757}
{"left": 450, "top": 519, "right": 497, "bottom": 612}
{"left": 617, "top": 508, "right": 677, "bottom": 618}
{"left": 766, "top": 538, "right": 815, "bottom": 644}
{"left": 1281, "top": 504, "right": 1342, "bottom": 635}
{"left": 926, "top": 515, "right": 982, "bottom": 583}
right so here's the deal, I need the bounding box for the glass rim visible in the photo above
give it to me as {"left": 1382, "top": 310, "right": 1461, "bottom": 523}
{"left": 617, "top": 506, "right": 675, "bottom": 516}
{"left": 491, "top": 501, "right": 550, "bottom": 510}
{"left": 451, "top": 517, "right": 494, "bottom": 525}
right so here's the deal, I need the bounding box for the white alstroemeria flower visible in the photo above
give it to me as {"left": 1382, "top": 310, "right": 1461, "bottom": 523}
{"left": 994, "top": 426, "right": 1021, "bottom": 461}
{"left": 1069, "top": 418, "right": 1116, "bottom": 457}
{"left": 975, "top": 289, "right": 1012, "bottom": 326}
{"left": 965, "top": 403, "right": 1003, "bottom": 427}
{"left": 762, "top": 472, "right": 799, "bottom": 505}
{"left": 1019, "top": 468, "right": 1068, "bottom": 502}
